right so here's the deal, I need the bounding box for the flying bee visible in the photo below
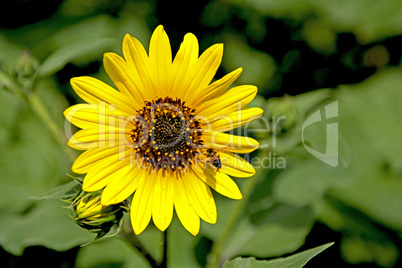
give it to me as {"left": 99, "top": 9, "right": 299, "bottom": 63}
{"left": 205, "top": 148, "right": 222, "bottom": 171}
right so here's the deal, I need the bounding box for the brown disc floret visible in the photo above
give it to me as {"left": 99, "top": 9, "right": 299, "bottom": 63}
{"left": 130, "top": 97, "right": 203, "bottom": 172}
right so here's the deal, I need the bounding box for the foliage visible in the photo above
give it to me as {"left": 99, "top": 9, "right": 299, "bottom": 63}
{"left": 223, "top": 242, "right": 333, "bottom": 268}
{"left": 1, "top": 0, "right": 402, "bottom": 267}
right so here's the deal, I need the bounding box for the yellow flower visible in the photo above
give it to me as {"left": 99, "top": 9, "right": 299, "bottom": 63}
{"left": 64, "top": 25, "right": 262, "bottom": 235}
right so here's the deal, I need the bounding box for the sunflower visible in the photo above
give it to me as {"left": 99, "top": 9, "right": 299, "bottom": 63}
{"left": 64, "top": 25, "right": 262, "bottom": 235}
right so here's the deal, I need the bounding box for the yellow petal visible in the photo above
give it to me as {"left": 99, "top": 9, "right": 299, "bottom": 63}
{"left": 122, "top": 34, "right": 156, "bottom": 101}
{"left": 197, "top": 85, "right": 257, "bottom": 120}
{"left": 192, "top": 165, "right": 242, "bottom": 200}
{"left": 209, "top": 107, "right": 263, "bottom": 132}
{"left": 82, "top": 158, "right": 131, "bottom": 192}
{"left": 67, "top": 127, "right": 130, "bottom": 150}
{"left": 70, "top": 76, "right": 136, "bottom": 115}
{"left": 103, "top": 52, "right": 147, "bottom": 108}
{"left": 67, "top": 129, "right": 98, "bottom": 150}
{"left": 182, "top": 172, "right": 217, "bottom": 224}
{"left": 149, "top": 25, "right": 172, "bottom": 98}
{"left": 203, "top": 131, "right": 259, "bottom": 153}
{"left": 152, "top": 172, "right": 174, "bottom": 231}
{"left": 64, "top": 103, "right": 133, "bottom": 129}
{"left": 101, "top": 165, "right": 145, "bottom": 205}
{"left": 219, "top": 152, "right": 256, "bottom": 178}
{"left": 182, "top": 44, "right": 223, "bottom": 104}
{"left": 131, "top": 170, "right": 156, "bottom": 234}
{"left": 192, "top": 68, "right": 242, "bottom": 107}
{"left": 72, "top": 145, "right": 130, "bottom": 174}
{"left": 169, "top": 33, "right": 199, "bottom": 97}
{"left": 173, "top": 173, "right": 200, "bottom": 236}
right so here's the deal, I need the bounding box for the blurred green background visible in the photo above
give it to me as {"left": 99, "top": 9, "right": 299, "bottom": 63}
{"left": 1, "top": 0, "right": 402, "bottom": 267}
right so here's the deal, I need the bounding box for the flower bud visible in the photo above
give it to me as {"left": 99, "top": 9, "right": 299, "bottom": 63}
{"left": 9, "top": 51, "right": 39, "bottom": 93}
{"left": 265, "top": 95, "right": 300, "bottom": 136}
{"left": 72, "top": 191, "right": 128, "bottom": 239}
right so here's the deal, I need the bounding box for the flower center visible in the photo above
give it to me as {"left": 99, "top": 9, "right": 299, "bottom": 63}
{"left": 130, "top": 97, "right": 203, "bottom": 171}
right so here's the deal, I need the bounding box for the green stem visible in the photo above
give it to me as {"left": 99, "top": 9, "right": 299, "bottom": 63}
{"left": 206, "top": 173, "right": 261, "bottom": 268}
{"left": 123, "top": 221, "right": 160, "bottom": 268}
{"left": 161, "top": 230, "right": 168, "bottom": 268}
{"left": 0, "top": 71, "right": 28, "bottom": 102}
{"left": 29, "top": 91, "right": 76, "bottom": 162}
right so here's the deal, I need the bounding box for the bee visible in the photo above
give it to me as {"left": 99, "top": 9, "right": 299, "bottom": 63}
{"left": 205, "top": 148, "right": 222, "bottom": 170}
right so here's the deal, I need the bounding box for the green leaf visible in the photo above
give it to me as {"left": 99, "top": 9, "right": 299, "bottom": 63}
{"left": 47, "top": 15, "right": 117, "bottom": 48}
{"left": 0, "top": 34, "right": 26, "bottom": 71}
{"left": 240, "top": 0, "right": 402, "bottom": 43}
{"left": 0, "top": 89, "right": 71, "bottom": 214}
{"left": 314, "top": 0, "right": 402, "bottom": 44}
{"left": 0, "top": 200, "right": 93, "bottom": 255}
{"left": 328, "top": 68, "right": 402, "bottom": 231}
{"left": 267, "top": 68, "right": 402, "bottom": 228}
{"left": 271, "top": 158, "right": 348, "bottom": 207}
{"left": 223, "top": 204, "right": 314, "bottom": 259}
{"left": 75, "top": 237, "right": 150, "bottom": 268}
{"left": 38, "top": 38, "right": 115, "bottom": 78}
{"left": 0, "top": 74, "right": 81, "bottom": 254}
{"left": 268, "top": 67, "right": 402, "bottom": 266}
{"left": 29, "top": 179, "right": 81, "bottom": 201}
{"left": 319, "top": 197, "right": 399, "bottom": 267}
{"left": 223, "top": 242, "right": 334, "bottom": 268}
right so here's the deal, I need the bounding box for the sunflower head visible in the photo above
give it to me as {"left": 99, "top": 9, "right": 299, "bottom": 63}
{"left": 64, "top": 25, "right": 263, "bottom": 236}
{"left": 130, "top": 96, "right": 203, "bottom": 172}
